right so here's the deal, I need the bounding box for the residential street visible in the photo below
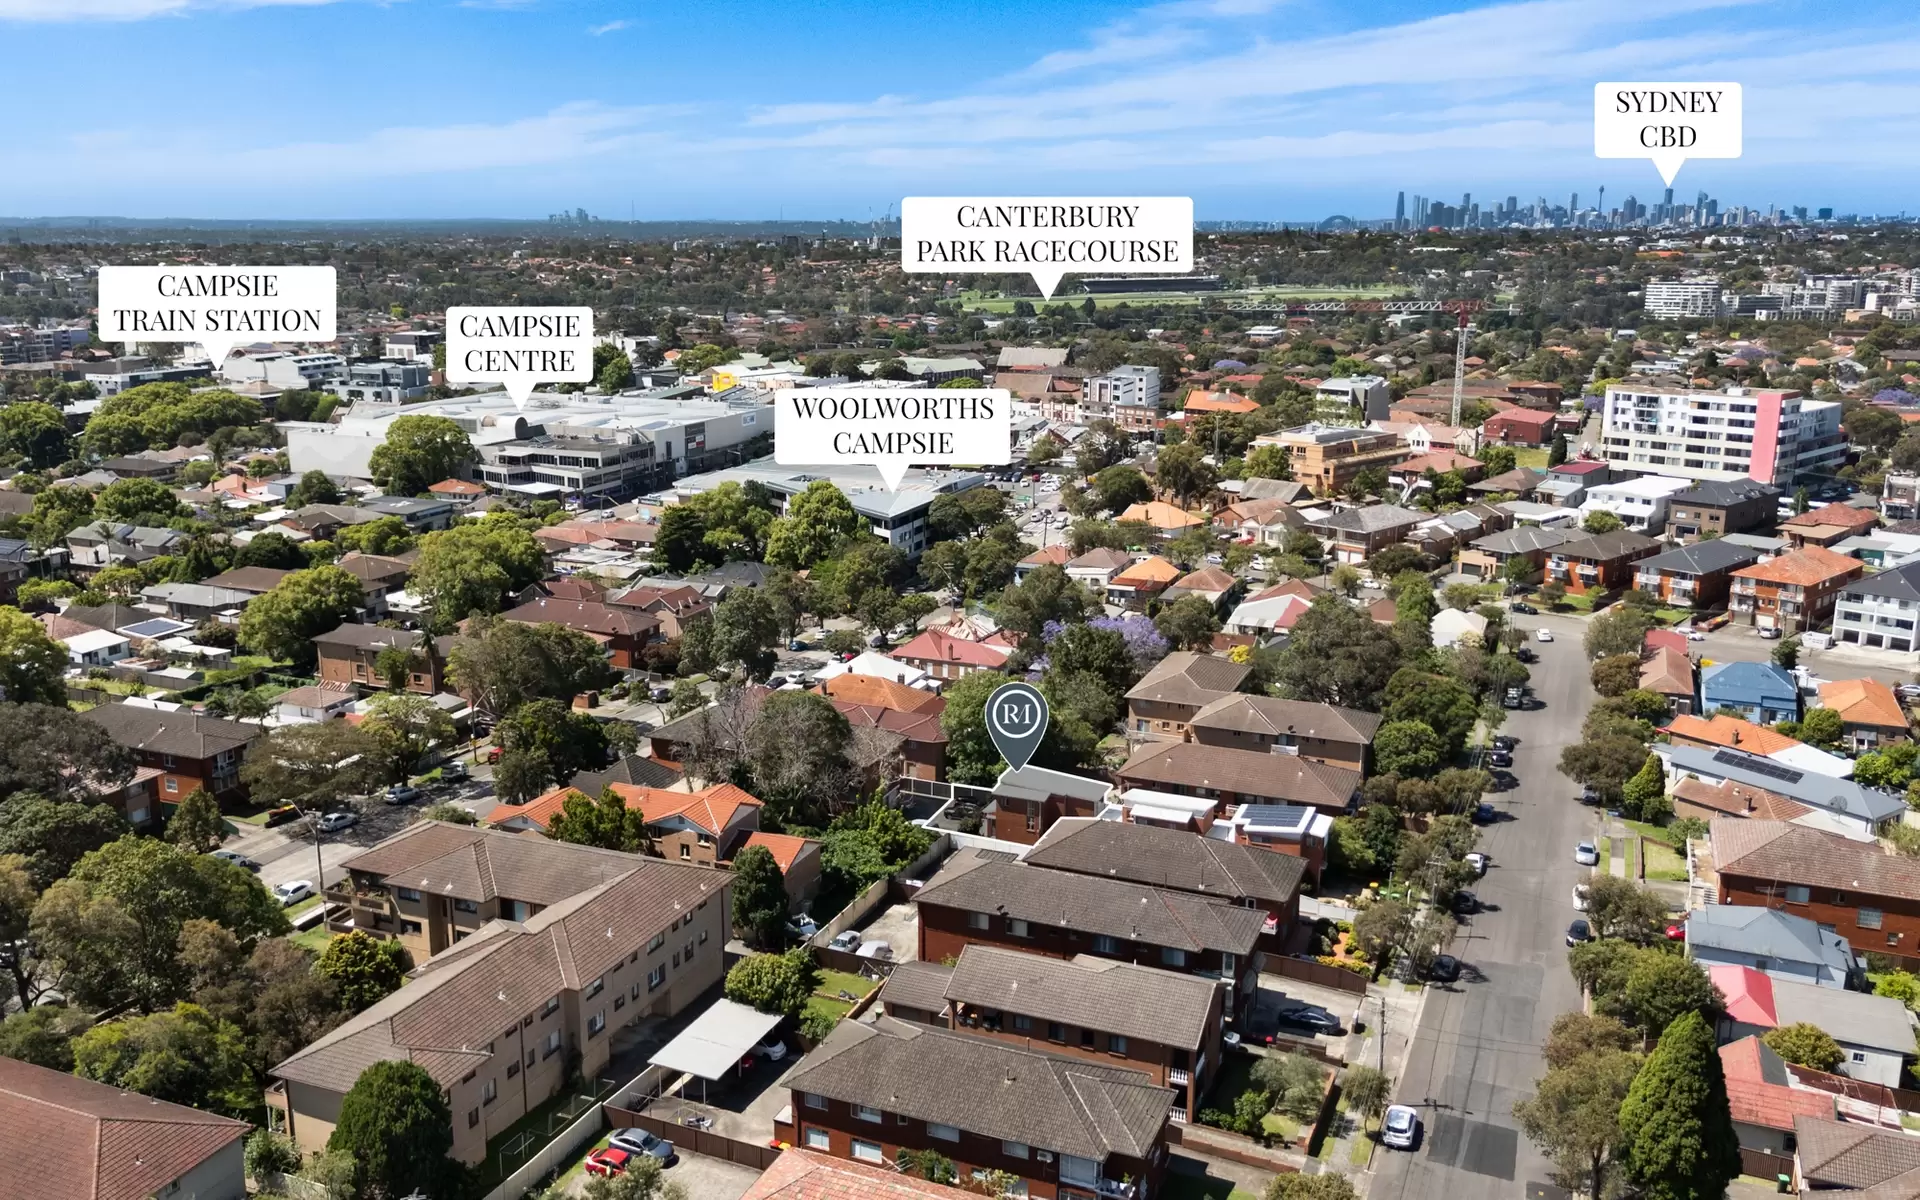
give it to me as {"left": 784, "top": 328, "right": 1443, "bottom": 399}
{"left": 1369, "top": 610, "right": 1603, "bottom": 1200}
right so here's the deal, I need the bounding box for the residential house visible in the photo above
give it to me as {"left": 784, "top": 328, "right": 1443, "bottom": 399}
{"left": 1123, "top": 651, "right": 1251, "bottom": 740}
{"left": 137, "top": 582, "right": 259, "bottom": 623}
{"left": 1633, "top": 540, "right": 1762, "bottom": 610}
{"left": 1716, "top": 1040, "right": 1837, "bottom": 1162}
{"left": 890, "top": 627, "right": 1012, "bottom": 682}
{"left": 774, "top": 1017, "right": 1173, "bottom": 1200}
{"left": 429, "top": 479, "right": 488, "bottom": 505}
{"left": 1387, "top": 450, "right": 1485, "bottom": 493}
{"left": 332, "top": 551, "right": 414, "bottom": 605}
{"left": 1546, "top": 529, "right": 1662, "bottom": 595}
{"left": 1369, "top": 419, "right": 1479, "bottom": 457}
{"left": 1664, "top": 478, "right": 1780, "bottom": 541}
{"left": 1710, "top": 964, "right": 1915, "bottom": 1088}
{"left": 1117, "top": 501, "right": 1204, "bottom": 536}
{"left": 83, "top": 702, "right": 258, "bottom": 807}
{"left": 737, "top": 1148, "right": 993, "bottom": 1200}
{"left": 568, "top": 755, "right": 684, "bottom": 795}
{"left": 1819, "top": 679, "right": 1910, "bottom": 752}
{"left": 1832, "top": 558, "right": 1920, "bottom": 657}
{"left": 1188, "top": 693, "right": 1379, "bottom": 775}
{"left": 931, "top": 945, "right": 1225, "bottom": 1126}
{"left": 1304, "top": 504, "right": 1426, "bottom": 565}
{"left": 1793, "top": 1115, "right": 1920, "bottom": 1192}
{"left": 1260, "top": 424, "right": 1408, "bottom": 497}
{"left": 1729, "top": 545, "right": 1863, "bottom": 633}
{"left": 272, "top": 828, "right": 728, "bottom": 1165}
{"left": 1671, "top": 777, "right": 1811, "bottom": 825}
{"left": 1236, "top": 478, "right": 1312, "bottom": 504}
{"left": 496, "top": 598, "right": 660, "bottom": 669}
{"left": 1701, "top": 661, "right": 1801, "bottom": 724}
{"left": 607, "top": 583, "right": 713, "bottom": 640}
{"left": 1022, "top": 818, "right": 1303, "bottom": 956}
{"left": 1710, "top": 817, "right": 1920, "bottom": 969}
{"left": 1162, "top": 567, "right": 1241, "bottom": 609}
{"left": 1222, "top": 592, "right": 1311, "bottom": 638}
{"left": 272, "top": 685, "right": 361, "bottom": 725}
{"left": 1431, "top": 608, "right": 1489, "bottom": 649}
{"left": 1661, "top": 713, "right": 1853, "bottom": 779}
{"left": 832, "top": 700, "right": 949, "bottom": 782}
{"left": 1640, "top": 646, "right": 1696, "bottom": 715}
{"left": 987, "top": 764, "right": 1113, "bottom": 844}
{"left": 313, "top": 623, "right": 445, "bottom": 694}
{"left": 1456, "top": 525, "right": 1570, "bottom": 585}
{"left": 1780, "top": 503, "right": 1879, "bottom": 549}
{"left": 1065, "top": 548, "right": 1132, "bottom": 592}
{"left": 1663, "top": 744, "right": 1898, "bottom": 839}
{"left": 64, "top": 521, "right": 184, "bottom": 570}
{"left": 0, "top": 1055, "right": 250, "bottom": 1200}
{"left": 487, "top": 782, "right": 763, "bottom": 867}
{"left": 1481, "top": 406, "right": 1563, "bottom": 446}
{"left": 1116, "top": 739, "right": 1360, "bottom": 820}
{"left": 816, "top": 673, "right": 946, "bottom": 715}
{"left": 1216, "top": 805, "right": 1334, "bottom": 884}
{"left": 1016, "top": 544, "right": 1073, "bottom": 581}
{"left": 738, "top": 831, "right": 824, "bottom": 913}
{"left": 1577, "top": 475, "right": 1694, "bottom": 534}
{"left": 1108, "top": 555, "right": 1181, "bottom": 607}
{"left": 1182, "top": 388, "right": 1261, "bottom": 416}
{"left": 282, "top": 504, "right": 387, "bottom": 539}
{"left": 1466, "top": 466, "right": 1544, "bottom": 500}
{"left": 913, "top": 848, "right": 1269, "bottom": 1018}
{"left": 1685, "top": 905, "right": 1860, "bottom": 990}
{"left": 42, "top": 613, "right": 130, "bottom": 667}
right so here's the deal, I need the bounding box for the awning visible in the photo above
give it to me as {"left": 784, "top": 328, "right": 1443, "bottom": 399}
{"left": 647, "top": 999, "right": 783, "bottom": 1082}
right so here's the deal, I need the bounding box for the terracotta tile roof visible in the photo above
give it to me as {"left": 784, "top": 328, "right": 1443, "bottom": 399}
{"left": 1112, "top": 555, "right": 1182, "bottom": 587}
{"left": 1711, "top": 816, "right": 1920, "bottom": 900}
{"left": 890, "top": 628, "right": 1012, "bottom": 669}
{"left": 1182, "top": 390, "right": 1261, "bottom": 415}
{"left": 489, "top": 782, "right": 762, "bottom": 839}
{"left": 1711, "top": 964, "right": 1777, "bottom": 1025}
{"left": 428, "top": 479, "right": 487, "bottom": 495}
{"left": 1247, "top": 578, "right": 1321, "bottom": 602}
{"left": 0, "top": 1055, "right": 250, "bottom": 1200}
{"left": 1019, "top": 544, "right": 1072, "bottom": 567}
{"left": 1167, "top": 566, "right": 1238, "bottom": 595}
{"left": 739, "top": 831, "right": 816, "bottom": 874}
{"left": 1639, "top": 646, "right": 1695, "bottom": 696}
{"left": 1783, "top": 503, "right": 1878, "bottom": 532}
{"left": 1394, "top": 450, "right": 1482, "bottom": 475}
{"left": 1732, "top": 544, "right": 1863, "bottom": 586}
{"left": 830, "top": 701, "right": 946, "bottom": 744}
{"left": 816, "top": 673, "right": 945, "bottom": 714}
{"left": 740, "top": 1149, "right": 982, "bottom": 1200}
{"left": 1118, "top": 501, "right": 1204, "bottom": 529}
{"left": 1718, "top": 1036, "right": 1836, "bottom": 1131}
{"left": 1663, "top": 713, "right": 1802, "bottom": 755}
{"left": 1644, "top": 628, "right": 1688, "bottom": 655}
{"left": 1821, "top": 678, "right": 1909, "bottom": 731}
{"left": 1672, "top": 777, "right": 1809, "bottom": 822}
{"left": 40, "top": 612, "right": 105, "bottom": 642}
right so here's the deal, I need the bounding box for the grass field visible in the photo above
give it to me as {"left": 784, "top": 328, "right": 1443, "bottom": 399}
{"left": 804, "top": 995, "right": 853, "bottom": 1025}
{"left": 1162, "top": 1174, "right": 1259, "bottom": 1200}
{"left": 290, "top": 926, "right": 332, "bottom": 953}
{"left": 1510, "top": 447, "right": 1551, "bottom": 469}
{"left": 1643, "top": 839, "right": 1688, "bottom": 881}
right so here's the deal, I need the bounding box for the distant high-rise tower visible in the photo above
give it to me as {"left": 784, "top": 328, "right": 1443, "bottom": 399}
{"left": 1395, "top": 191, "right": 1406, "bottom": 229}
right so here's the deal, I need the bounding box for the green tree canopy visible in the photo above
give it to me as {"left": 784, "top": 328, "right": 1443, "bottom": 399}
{"left": 367, "top": 414, "right": 475, "bottom": 495}
{"left": 329, "top": 1060, "right": 466, "bottom": 1199}
{"left": 1617, "top": 1010, "right": 1742, "bottom": 1200}
{"left": 766, "top": 481, "right": 862, "bottom": 569}
{"left": 0, "top": 607, "right": 69, "bottom": 706}
{"left": 731, "top": 845, "right": 789, "bottom": 950}
{"left": 1269, "top": 595, "right": 1402, "bottom": 710}
{"left": 545, "top": 786, "right": 652, "bottom": 855}
{"left": 316, "top": 929, "right": 409, "bottom": 1013}
{"left": 1762, "top": 1022, "right": 1845, "bottom": 1072}
{"left": 724, "top": 948, "right": 817, "bottom": 1017}
{"left": 72, "top": 1002, "right": 257, "bottom": 1118}
{"left": 162, "top": 787, "right": 225, "bottom": 855}
{"left": 236, "top": 566, "right": 366, "bottom": 665}
{"left": 410, "top": 516, "right": 544, "bottom": 629}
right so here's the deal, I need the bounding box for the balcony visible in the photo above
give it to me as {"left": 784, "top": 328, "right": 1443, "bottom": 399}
{"left": 1096, "top": 1178, "right": 1138, "bottom": 1199}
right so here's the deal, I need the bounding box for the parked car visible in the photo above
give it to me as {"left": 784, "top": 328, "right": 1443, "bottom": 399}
{"left": 1535, "top": 628, "right": 1554, "bottom": 642}
{"left": 586, "top": 1148, "right": 634, "bottom": 1178}
{"left": 1427, "top": 954, "right": 1460, "bottom": 983}
{"left": 764, "top": 675, "right": 788, "bottom": 689}
{"left": 753, "top": 1037, "right": 788, "bottom": 1062}
{"left": 384, "top": 784, "right": 421, "bottom": 805}
{"left": 1566, "top": 918, "right": 1592, "bottom": 946}
{"left": 1515, "top": 646, "right": 1536, "bottom": 663}
{"left": 1510, "top": 601, "right": 1538, "bottom": 615}
{"left": 316, "top": 811, "right": 358, "bottom": 833}
{"left": 1759, "top": 626, "right": 1783, "bottom": 640}
{"left": 829, "top": 930, "right": 862, "bottom": 952}
{"left": 1572, "top": 884, "right": 1590, "bottom": 912}
{"left": 1686, "top": 630, "right": 1707, "bottom": 642}
{"left": 1382, "top": 1105, "right": 1420, "bottom": 1150}
{"left": 1665, "top": 923, "right": 1687, "bottom": 941}
{"left": 787, "top": 639, "right": 809, "bottom": 652}
{"left": 1491, "top": 735, "right": 1517, "bottom": 751}
{"left": 608, "top": 1129, "right": 675, "bottom": 1163}
{"left": 1473, "top": 802, "right": 1496, "bottom": 824}
{"left": 211, "top": 849, "right": 260, "bottom": 872}
{"left": 788, "top": 915, "right": 819, "bottom": 940}
{"left": 440, "top": 761, "right": 468, "bottom": 781}
{"left": 1488, "top": 750, "right": 1513, "bottom": 768}
{"left": 262, "top": 804, "right": 300, "bottom": 827}
{"left": 1574, "top": 841, "right": 1599, "bottom": 866}
{"left": 1275, "top": 1004, "right": 1342, "bottom": 1035}
{"left": 649, "top": 685, "right": 672, "bottom": 702}
{"left": 1451, "top": 890, "right": 1479, "bottom": 914}
{"left": 1464, "top": 852, "right": 1488, "bottom": 876}
{"left": 273, "top": 880, "right": 314, "bottom": 906}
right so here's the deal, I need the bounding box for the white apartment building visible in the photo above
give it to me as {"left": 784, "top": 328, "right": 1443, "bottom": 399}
{"left": 1832, "top": 559, "right": 1920, "bottom": 657}
{"left": 1643, "top": 280, "right": 1724, "bottom": 319}
{"left": 1578, "top": 475, "right": 1695, "bottom": 534}
{"left": 221, "top": 351, "right": 348, "bottom": 390}
{"left": 1600, "top": 384, "right": 1845, "bottom": 486}
{"left": 1080, "top": 365, "right": 1161, "bottom": 433}
{"left": 1314, "top": 376, "right": 1391, "bottom": 423}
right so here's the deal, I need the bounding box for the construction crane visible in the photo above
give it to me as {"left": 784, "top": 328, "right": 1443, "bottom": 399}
{"left": 1449, "top": 306, "right": 1474, "bottom": 428}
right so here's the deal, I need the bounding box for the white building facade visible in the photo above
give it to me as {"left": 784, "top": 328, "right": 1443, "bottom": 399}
{"left": 1600, "top": 384, "right": 1845, "bottom": 486}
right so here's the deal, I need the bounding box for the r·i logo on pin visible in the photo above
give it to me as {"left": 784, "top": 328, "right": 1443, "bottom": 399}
{"left": 985, "top": 681, "right": 1050, "bottom": 771}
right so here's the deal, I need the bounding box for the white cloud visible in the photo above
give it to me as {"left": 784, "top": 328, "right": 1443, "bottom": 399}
{"left": 587, "top": 17, "right": 628, "bottom": 34}
{"left": 0, "top": 0, "right": 347, "bottom": 19}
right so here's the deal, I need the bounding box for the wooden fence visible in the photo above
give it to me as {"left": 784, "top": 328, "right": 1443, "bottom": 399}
{"left": 604, "top": 1103, "right": 784, "bottom": 1171}
{"left": 1266, "top": 954, "right": 1369, "bottom": 996}
{"left": 1738, "top": 1147, "right": 1794, "bottom": 1183}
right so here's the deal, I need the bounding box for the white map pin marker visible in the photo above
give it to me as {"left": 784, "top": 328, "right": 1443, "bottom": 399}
{"left": 1595, "top": 82, "right": 1742, "bottom": 187}
{"left": 446, "top": 306, "right": 595, "bottom": 411}
{"left": 775, "top": 388, "right": 1012, "bottom": 493}
{"left": 97, "top": 265, "right": 335, "bottom": 371}
{"left": 900, "top": 196, "right": 1192, "bottom": 304}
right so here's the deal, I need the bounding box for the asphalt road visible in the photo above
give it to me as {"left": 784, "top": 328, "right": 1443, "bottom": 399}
{"left": 1371, "top": 610, "right": 1605, "bottom": 1200}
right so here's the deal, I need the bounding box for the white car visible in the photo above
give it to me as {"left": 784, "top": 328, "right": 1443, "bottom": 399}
{"left": 1535, "top": 628, "right": 1555, "bottom": 643}
{"left": 1574, "top": 842, "right": 1600, "bottom": 867}
{"left": 753, "top": 1036, "right": 788, "bottom": 1062}
{"left": 1572, "top": 884, "right": 1590, "bottom": 912}
{"left": 1686, "top": 630, "right": 1707, "bottom": 642}
{"left": 829, "top": 930, "right": 862, "bottom": 952}
{"left": 316, "top": 811, "right": 358, "bottom": 833}
{"left": 273, "top": 880, "right": 315, "bottom": 906}
{"left": 1382, "top": 1104, "right": 1420, "bottom": 1150}
{"left": 1464, "top": 852, "right": 1488, "bottom": 876}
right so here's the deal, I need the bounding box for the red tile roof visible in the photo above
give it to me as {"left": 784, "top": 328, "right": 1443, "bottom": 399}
{"left": 489, "top": 781, "right": 762, "bottom": 837}
{"left": 739, "top": 831, "right": 816, "bottom": 874}
{"left": 1710, "top": 964, "right": 1778, "bottom": 1026}
{"left": 1732, "top": 545, "right": 1863, "bottom": 586}
{"left": 1719, "top": 1036, "right": 1837, "bottom": 1131}
{"left": 743, "top": 1149, "right": 981, "bottom": 1200}
{"left": 891, "top": 628, "right": 1013, "bottom": 669}
{"left": 1782, "top": 503, "right": 1878, "bottom": 532}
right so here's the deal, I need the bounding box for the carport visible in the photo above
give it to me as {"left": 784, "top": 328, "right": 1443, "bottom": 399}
{"left": 647, "top": 999, "right": 783, "bottom": 1102}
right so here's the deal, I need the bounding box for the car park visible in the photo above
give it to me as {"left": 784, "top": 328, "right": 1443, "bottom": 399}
{"left": 753, "top": 1036, "right": 788, "bottom": 1062}
{"left": 609, "top": 1129, "right": 675, "bottom": 1163}
{"left": 1574, "top": 842, "right": 1599, "bottom": 866}
{"left": 273, "top": 880, "right": 314, "bottom": 906}
{"left": 211, "top": 849, "right": 260, "bottom": 872}
{"left": 829, "top": 930, "right": 862, "bottom": 952}
{"left": 1566, "top": 918, "right": 1592, "bottom": 946}
{"left": 317, "top": 811, "right": 358, "bottom": 833}
{"left": 1382, "top": 1105, "right": 1420, "bottom": 1149}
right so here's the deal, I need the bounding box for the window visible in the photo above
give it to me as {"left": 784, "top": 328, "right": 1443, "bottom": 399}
{"left": 508, "top": 1061, "right": 519, "bottom": 1078}
{"left": 1060, "top": 1155, "right": 1099, "bottom": 1186}
{"left": 543, "top": 995, "right": 560, "bottom": 1017}
{"left": 544, "top": 1030, "right": 561, "bottom": 1057}
{"left": 1012, "top": 1014, "right": 1032, "bottom": 1032}
{"left": 400, "top": 920, "right": 421, "bottom": 934}
{"left": 165, "top": 778, "right": 178, "bottom": 793}
{"left": 631, "top": 982, "right": 640, "bottom": 1000}
{"left": 397, "top": 887, "right": 422, "bottom": 902}
{"left": 1161, "top": 947, "right": 1187, "bottom": 968}
{"left": 804, "top": 1092, "right": 828, "bottom": 1110}
{"left": 614, "top": 995, "right": 625, "bottom": 1011}
{"left": 1853, "top": 1051, "right": 1868, "bottom": 1064}
{"left": 672, "top": 951, "right": 680, "bottom": 968}
{"left": 648, "top": 965, "right": 666, "bottom": 991}
{"left": 630, "top": 950, "right": 640, "bottom": 963}
{"left": 1048, "top": 1022, "right": 1066, "bottom": 1042}
{"left": 454, "top": 899, "right": 479, "bottom": 913}
{"left": 969, "top": 912, "right": 991, "bottom": 931}
{"left": 526, "top": 1050, "right": 536, "bottom": 1068}
{"left": 680, "top": 844, "right": 691, "bottom": 859}
{"left": 468, "top": 1108, "right": 479, "bottom": 1129}
{"left": 1108, "top": 1034, "right": 1128, "bottom": 1055}
{"left": 1002, "top": 1141, "right": 1029, "bottom": 1159}
{"left": 855, "top": 1105, "right": 882, "bottom": 1123}
{"left": 588, "top": 1012, "right": 606, "bottom": 1037}
{"left": 648, "top": 932, "right": 667, "bottom": 952}
{"left": 1784, "top": 886, "right": 1810, "bottom": 904}
{"left": 1092, "top": 935, "right": 1118, "bottom": 954}
{"left": 929, "top": 1123, "right": 960, "bottom": 1142}
{"left": 851, "top": 1139, "right": 884, "bottom": 1164}
{"left": 1009, "top": 919, "right": 1029, "bottom": 938}
{"left": 699, "top": 930, "right": 709, "bottom": 944}
{"left": 483, "top": 1078, "right": 498, "bottom": 1105}
{"left": 586, "top": 976, "right": 604, "bottom": 998}
{"left": 805, "top": 1128, "right": 830, "bottom": 1150}
{"left": 1860, "top": 908, "right": 1885, "bottom": 930}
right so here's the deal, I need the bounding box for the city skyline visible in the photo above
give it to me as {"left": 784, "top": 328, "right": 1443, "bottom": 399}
{"left": 4, "top": 0, "right": 1920, "bottom": 220}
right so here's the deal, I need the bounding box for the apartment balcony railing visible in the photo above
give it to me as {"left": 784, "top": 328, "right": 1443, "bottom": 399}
{"left": 1168, "top": 1067, "right": 1191, "bottom": 1087}
{"left": 1095, "top": 1178, "right": 1138, "bottom": 1200}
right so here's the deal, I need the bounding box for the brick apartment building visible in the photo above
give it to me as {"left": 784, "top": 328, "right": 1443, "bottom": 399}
{"left": 83, "top": 702, "right": 259, "bottom": 807}
{"left": 1710, "top": 818, "right": 1920, "bottom": 971}
{"left": 1186, "top": 693, "right": 1378, "bottom": 775}
{"left": 1124, "top": 651, "right": 1253, "bottom": 740}
{"left": 312, "top": 623, "right": 446, "bottom": 694}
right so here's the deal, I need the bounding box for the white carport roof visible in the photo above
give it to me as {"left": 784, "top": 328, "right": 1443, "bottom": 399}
{"left": 648, "top": 999, "right": 783, "bottom": 1082}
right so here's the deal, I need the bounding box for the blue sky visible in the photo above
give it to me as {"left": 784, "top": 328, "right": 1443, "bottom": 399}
{"left": 3, "top": 0, "right": 1917, "bottom": 221}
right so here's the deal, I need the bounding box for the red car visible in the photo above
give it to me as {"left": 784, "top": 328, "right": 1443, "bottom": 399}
{"left": 1664, "top": 924, "right": 1686, "bottom": 941}
{"left": 586, "top": 1147, "right": 633, "bottom": 1178}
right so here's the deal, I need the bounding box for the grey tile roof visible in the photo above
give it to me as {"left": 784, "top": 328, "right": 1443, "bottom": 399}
{"left": 945, "top": 945, "right": 1219, "bottom": 1050}
{"left": 778, "top": 1017, "right": 1173, "bottom": 1162}
{"left": 1842, "top": 559, "right": 1920, "bottom": 604}
{"left": 571, "top": 755, "right": 684, "bottom": 793}
{"left": 878, "top": 960, "right": 954, "bottom": 1017}
{"left": 1124, "top": 651, "right": 1251, "bottom": 709}
{"left": 1769, "top": 976, "right": 1915, "bottom": 1054}
{"left": 915, "top": 851, "right": 1266, "bottom": 955}
{"left": 1189, "top": 693, "right": 1381, "bottom": 744}
{"left": 1469, "top": 526, "right": 1570, "bottom": 555}
{"left": 1670, "top": 478, "right": 1779, "bottom": 507}
{"left": 1312, "top": 504, "right": 1425, "bottom": 535}
{"left": 1685, "top": 906, "right": 1855, "bottom": 975}
{"left": 311, "top": 622, "right": 430, "bottom": 652}
{"left": 1117, "top": 740, "right": 1359, "bottom": 812}
{"left": 1022, "top": 818, "right": 1304, "bottom": 909}
{"left": 1634, "top": 540, "right": 1762, "bottom": 575}
{"left": 1554, "top": 529, "right": 1661, "bottom": 561}
{"left": 1795, "top": 1116, "right": 1920, "bottom": 1190}
{"left": 83, "top": 703, "right": 257, "bottom": 760}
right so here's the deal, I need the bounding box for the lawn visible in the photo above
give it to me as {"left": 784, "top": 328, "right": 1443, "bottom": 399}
{"left": 956, "top": 284, "right": 1401, "bottom": 313}
{"left": 804, "top": 995, "right": 853, "bottom": 1025}
{"left": 477, "top": 1078, "right": 616, "bottom": 1190}
{"left": 1510, "top": 447, "right": 1551, "bottom": 469}
{"left": 1643, "top": 839, "right": 1689, "bottom": 882}
{"left": 814, "top": 969, "right": 879, "bottom": 1001}
{"left": 290, "top": 927, "right": 332, "bottom": 953}
{"left": 285, "top": 894, "right": 322, "bottom": 920}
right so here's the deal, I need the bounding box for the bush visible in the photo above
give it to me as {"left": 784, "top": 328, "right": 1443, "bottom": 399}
{"left": 244, "top": 1129, "right": 302, "bottom": 1181}
{"left": 724, "top": 948, "right": 818, "bottom": 1017}
{"left": 800, "top": 1008, "right": 840, "bottom": 1043}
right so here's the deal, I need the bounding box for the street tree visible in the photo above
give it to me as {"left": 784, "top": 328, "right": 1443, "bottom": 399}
{"left": 236, "top": 566, "right": 365, "bottom": 665}
{"left": 1270, "top": 595, "right": 1402, "bottom": 710}
{"left": 0, "top": 793, "right": 129, "bottom": 890}
{"left": 1584, "top": 606, "right": 1655, "bottom": 661}
{"left": 1583, "top": 876, "right": 1670, "bottom": 944}
{"left": 162, "top": 788, "right": 225, "bottom": 855}
{"left": 1373, "top": 720, "right": 1445, "bottom": 778}
{"left": 498, "top": 698, "right": 609, "bottom": 785}
{"left": 1617, "top": 1010, "right": 1742, "bottom": 1200}
{"left": 446, "top": 615, "right": 620, "bottom": 721}
{"left": 995, "top": 563, "right": 1095, "bottom": 641}
{"left": 745, "top": 691, "right": 854, "bottom": 826}
{"left": 240, "top": 721, "right": 384, "bottom": 809}
{"left": 367, "top": 414, "right": 474, "bottom": 495}
{"left": 766, "top": 480, "right": 863, "bottom": 569}
{"left": 1154, "top": 594, "right": 1221, "bottom": 650}
{"left": 1590, "top": 653, "right": 1642, "bottom": 696}
{"left": 1514, "top": 1039, "right": 1641, "bottom": 1200}
{"left": 359, "top": 692, "right": 456, "bottom": 782}
{"left": 731, "top": 845, "right": 789, "bottom": 949}
{"left": 410, "top": 516, "right": 544, "bottom": 629}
